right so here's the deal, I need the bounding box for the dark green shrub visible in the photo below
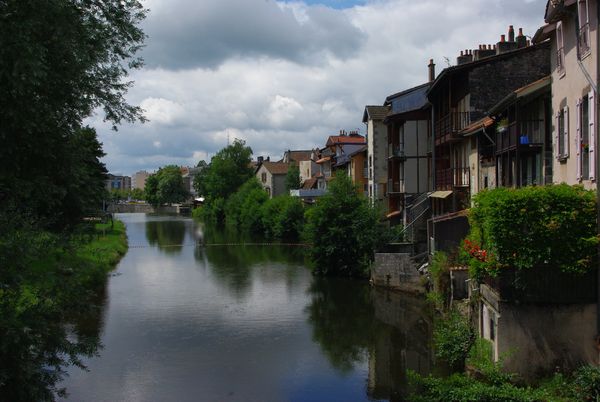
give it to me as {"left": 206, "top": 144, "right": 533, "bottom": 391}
{"left": 467, "top": 185, "right": 597, "bottom": 278}
{"left": 224, "top": 178, "right": 268, "bottom": 234}
{"left": 261, "top": 195, "right": 304, "bottom": 240}
{"left": 572, "top": 365, "right": 600, "bottom": 401}
{"left": 433, "top": 308, "right": 474, "bottom": 369}
{"left": 303, "top": 173, "right": 385, "bottom": 277}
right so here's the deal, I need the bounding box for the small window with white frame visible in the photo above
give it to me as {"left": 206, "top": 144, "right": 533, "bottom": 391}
{"left": 556, "top": 21, "right": 565, "bottom": 75}
{"left": 556, "top": 105, "right": 569, "bottom": 160}
{"left": 578, "top": 0, "right": 591, "bottom": 57}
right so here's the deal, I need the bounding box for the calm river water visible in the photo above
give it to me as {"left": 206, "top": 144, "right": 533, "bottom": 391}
{"left": 60, "top": 213, "right": 436, "bottom": 402}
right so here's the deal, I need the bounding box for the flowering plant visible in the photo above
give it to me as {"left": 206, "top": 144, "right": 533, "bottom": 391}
{"left": 463, "top": 239, "right": 488, "bottom": 262}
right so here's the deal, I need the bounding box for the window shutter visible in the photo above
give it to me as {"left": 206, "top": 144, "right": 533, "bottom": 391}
{"left": 589, "top": 90, "right": 596, "bottom": 180}
{"left": 555, "top": 111, "right": 561, "bottom": 160}
{"left": 576, "top": 99, "right": 582, "bottom": 180}
{"left": 564, "top": 106, "right": 570, "bottom": 158}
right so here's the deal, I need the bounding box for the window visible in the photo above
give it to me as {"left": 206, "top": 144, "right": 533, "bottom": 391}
{"left": 261, "top": 172, "right": 267, "bottom": 183}
{"left": 556, "top": 21, "right": 565, "bottom": 75}
{"left": 578, "top": 92, "right": 596, "bottom": 180}
{"left": 578, "top": 0, "right": 591, "bottom": 57}
{"left": 556, "top": 106, "right": 569, "bottom": 160}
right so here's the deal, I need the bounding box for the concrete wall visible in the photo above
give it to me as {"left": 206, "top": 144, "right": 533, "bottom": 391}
{"left": 107, "top": 204, "right": 178, "bottom": 213}
{"left": 479, "top": 284, "right": 598, "bottom": 379}
{"left": 371, "top": 253, "right": 425, "bottom": 294}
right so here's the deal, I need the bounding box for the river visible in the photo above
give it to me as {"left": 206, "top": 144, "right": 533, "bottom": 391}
{"left": 59, "top": 213, "right": 437, "bottom": 402}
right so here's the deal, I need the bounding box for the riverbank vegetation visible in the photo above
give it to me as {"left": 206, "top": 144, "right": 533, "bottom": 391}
{"left": 193, "top": 141, "right": 388, "bottom": 276}
{"left": 0, "top": 220, "right": 128, "bottom": 400}
{"left": 1, "top": 0, "right": 146, "bottom": 398}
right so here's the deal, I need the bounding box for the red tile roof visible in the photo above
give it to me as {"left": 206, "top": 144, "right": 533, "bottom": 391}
{"left": 326, "top": 135, "right": 366, "bottom": 146}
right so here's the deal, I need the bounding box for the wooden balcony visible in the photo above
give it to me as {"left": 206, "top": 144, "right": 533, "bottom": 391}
{"left": 435, "top": 167, "right": 470, "bottom": 190}
{"left": 435, "top": 112, "right": 470, "bottom": 145}
{"left": 496, "top": 121, "right": 544, "bottom": 153}
{"left": 387, "top": 179, "right": 405, "bottom": 195}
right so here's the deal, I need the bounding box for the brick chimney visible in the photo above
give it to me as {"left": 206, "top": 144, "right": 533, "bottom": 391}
{"left": 496, "top": 26, "right": 518, "bottom": 54}
{"left": 457, "top": 49, "right": 473, "bottom": 65}
{"left": 428, "top": 59, "right": 435, "bottom": 82}
{"left": 516, "top": 27, "right": 527, "bottom": 48}
{"left": 473, "top": 44, "right": 495, "bottom": 60}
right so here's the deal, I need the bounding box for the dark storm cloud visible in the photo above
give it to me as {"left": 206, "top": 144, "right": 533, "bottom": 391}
{"left": 142, "top": 0, "right": 366, "bottom": 69}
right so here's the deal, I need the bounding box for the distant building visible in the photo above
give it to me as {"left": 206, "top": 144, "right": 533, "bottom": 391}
{"left": 255, "top": 161, "right": 290, "bottom": 198}
{"left": 132, "top": 170, "right": 150, "bottom": 190}
{"left": 105, "top": 174, "right": 131, "bottom": 191}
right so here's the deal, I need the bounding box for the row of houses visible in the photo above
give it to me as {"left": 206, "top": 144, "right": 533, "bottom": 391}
{"left": 253, "top": 130, "right": 370, "bottom": 201}
{"left": 362, "top": 1, "right": 597, "bottom": 254}
{"left": 364, "top": 0, "right": 599, "bottom": 377}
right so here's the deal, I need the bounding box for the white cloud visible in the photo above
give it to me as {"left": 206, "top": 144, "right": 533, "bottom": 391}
{"left": 99, "top": 0, "right": 547, "bottom": 175}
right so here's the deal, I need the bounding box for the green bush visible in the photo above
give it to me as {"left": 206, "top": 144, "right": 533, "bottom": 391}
{"left": 224, "top": 178, "right": 268, "bottom": 234}
{"left": 433, "top": 308, "right": 474, "bottom": 369}
{"left": 408, "top": 371, "right": 550, "bottom": 402}
{"left": 261, "top": 195, "right": 305, "bottom": 240}
{"left": 572, "top": 365, "right": 600, "bottom": 401}
{"left": 302, "top": 173, "right": 386, "bottom": 277}
{"left": 467, "top": 185, "right": 597, "bottom": 278}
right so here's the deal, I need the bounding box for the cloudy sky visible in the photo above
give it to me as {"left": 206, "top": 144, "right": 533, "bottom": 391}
{"left": 94, "top": 0, "right": 547, "bottom": 175}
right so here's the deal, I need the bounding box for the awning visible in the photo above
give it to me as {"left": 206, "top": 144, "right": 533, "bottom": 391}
{"left": 386, "top": 210, "right": 401, "bottom": 219}
{"left": 316, "top": 156, "right": 331, "bottom": 164}
{"left": 429, "top": 190, "right": 453, "bottom": 199}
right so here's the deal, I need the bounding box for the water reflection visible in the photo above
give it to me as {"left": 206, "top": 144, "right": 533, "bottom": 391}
{"left": 306, "top": 279, "right": 435, "bottom": 401}
{"left": 0, "top": 274, "right": 107, "bottom": 401}
{"left": 194, "top": 226, "right": 306, "bottom": 298}
{"left": 145, "top": 218, "right": 186, "bottom": 254}
{"left": 58, "top": 215, "right": 439, "bottom": 402}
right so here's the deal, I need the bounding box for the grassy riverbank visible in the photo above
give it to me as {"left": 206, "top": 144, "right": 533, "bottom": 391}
{"left": 0, "top": 220, "right": 128, "bottom": 400}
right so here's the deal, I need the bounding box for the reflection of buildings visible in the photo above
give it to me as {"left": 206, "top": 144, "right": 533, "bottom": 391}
{"left": 367, "top": 289, "right": 434, "bottom": 401}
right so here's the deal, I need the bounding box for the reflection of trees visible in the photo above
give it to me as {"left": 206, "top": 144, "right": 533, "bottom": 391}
{"left": 305, "top": 277, "right": 384, "bottom": 373}
{"left": 194, "top": 229, "right": 306, "bottom": 298}
{"left": 0, "top": 271, "right": 108, "bottom": 401}
{"left": 306, "top": 279, "right": 436, "bottom": 401}
{"left": 145, "top": 220, "right": 186, "bottom": 254}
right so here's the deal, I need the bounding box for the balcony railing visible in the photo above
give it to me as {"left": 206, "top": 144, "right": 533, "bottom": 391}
{"left": 387, "top": 179, "right": 405, "bottom": 194}
{"left": 578, "top": 23, "right": 590, "bottom": 57}
{"left": 435, "top": 167, "right": 470, "bottom": 190}
{"left": 388, "top": 145, "right": 406, "bottom": 160}
{"left": 556, "top": 47, "right": 565, "bottom": 74}
{"left": 435, "top": 112, "right": 470, "bottom": 144}
{"left": 496, "top": 120, "right": 544, "bottom": 153}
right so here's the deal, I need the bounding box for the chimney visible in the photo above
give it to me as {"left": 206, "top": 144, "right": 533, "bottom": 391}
{"left": 516, "top": 27, "right": 527, "bottom": 48}
{"left": 474, "top": 44, "right": 496, "bottom": 61}
{"left": 496, "top": 28, "right": 518, "bottom": 54}
{"left": 258, "top": 156, "right": 264, "bottom": 164}
{"left": 428, "top": 59, "right": 435, "bottom": 82}
{"left": 457, "top": 49, "right": 473, "bottom": 65}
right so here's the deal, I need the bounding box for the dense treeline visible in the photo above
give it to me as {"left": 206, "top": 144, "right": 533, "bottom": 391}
{"left": 0, "top": 0, "right": 146, "bottom": 399}
{"left": 193, "top": 141, "right": 388, "bottom": 277}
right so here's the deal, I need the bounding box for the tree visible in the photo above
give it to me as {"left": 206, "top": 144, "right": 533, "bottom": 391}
{"left": 145, "top": 166, "right": 190, "bottom": 207}
{"left": 201, "top": 139, "right": 253, "bottom": 201}
{"left": 0, "top": 0, "right": 147, "bottom": 229}
{"left": 192, "top": 160, "right": 209, "bottom": 196}
{"left": 285, "top": 164, "right": 301, "bottom": 191}
{"left": 303, "top": 173, "right": 385, "bottom": 277}
{"left": 197, "top": 140, "right": 254, "bottom": 224}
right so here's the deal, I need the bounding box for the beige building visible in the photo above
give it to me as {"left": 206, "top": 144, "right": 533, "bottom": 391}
{"left": 536, "top": 0, "right": 597, "bottom": 189}
{"left": 132, "top": 170, "right": 150, "bottom": 190}
{"left": 363, "top": 106, "right": 390, "bottom": 210}
{"left": 255, "top": 161, "right": 290, "bottom": 198}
